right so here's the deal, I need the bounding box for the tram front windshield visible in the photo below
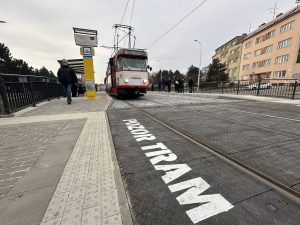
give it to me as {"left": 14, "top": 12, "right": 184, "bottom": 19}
{"left": 117, "top": 57, "right": 147, "bottom": 71}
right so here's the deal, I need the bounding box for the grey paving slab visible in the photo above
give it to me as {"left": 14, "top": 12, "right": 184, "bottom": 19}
{"left": 0, "top": 185, "right": 56, "bottom": 225}
{"left": 0, "top": 118, "right": 86, "bottom": 225}
{"left": 231, "top": 140, "right": 300, "bottom": 186}
{"left": 0, "top": 121, "right": 68, "bottom": 195}
{"left": 293, "top": 183, "right": 300, "bottom": 192}
{"left": 20, "top": 93, "right": 111, "bottom": 117}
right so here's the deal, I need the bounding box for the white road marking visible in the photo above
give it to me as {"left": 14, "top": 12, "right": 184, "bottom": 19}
{"left": 169, "top": 177, "right": 234, "bottom": 223}
{"left": 220, "top": 107, "right": 300, "bottom": 122}
{"left": 124, "top": 119, "right": 234, "bottom": 224}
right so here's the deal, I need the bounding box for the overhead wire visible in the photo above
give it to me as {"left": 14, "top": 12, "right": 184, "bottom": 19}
{"left": 130, "top": 0, "right": 136, "bottom": 26}
{"left": 120, "top": 0, "right": 130, "bottom": 24}
{"left": 147, "top": 0, "right": 209, "bottom": 50}
{"left": 115, "top": 0, "right": 130, "bottom": 52}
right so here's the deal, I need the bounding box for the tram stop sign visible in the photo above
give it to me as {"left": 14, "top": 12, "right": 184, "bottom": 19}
{"left": 73, "top": 27, "right": 98, "bottom": 100}
{"left": 82, "top": 46, "right": 93, "bottom": 58}
{"left": 73, "top": 28, "right": 98, "bottom": 47}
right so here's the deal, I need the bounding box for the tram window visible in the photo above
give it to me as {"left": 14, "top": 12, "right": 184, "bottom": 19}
{"left": 117, "top": 57, "right": 147, "bottom": 71}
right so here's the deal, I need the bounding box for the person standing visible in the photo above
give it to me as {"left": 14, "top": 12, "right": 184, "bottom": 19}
{"left": 167, "top": 79, "right": 171, "bottom": 92}
{"left": 174, "top": 79, "right": 179, "bottom": 92}
{"left": 188, "top": 77, "right": 194, "bottom": 93}
{"left": 57, "top": 59, "right": 78, "bottom": 104}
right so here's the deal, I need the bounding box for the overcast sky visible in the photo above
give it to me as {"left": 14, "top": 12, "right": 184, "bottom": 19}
{"left": 0, "top": 0, "right": 297, "bottom": 83}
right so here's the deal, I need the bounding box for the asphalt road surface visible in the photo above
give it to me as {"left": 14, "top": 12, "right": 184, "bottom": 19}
{"left": 108, "top": 92, "right": 300, "bottom": 225}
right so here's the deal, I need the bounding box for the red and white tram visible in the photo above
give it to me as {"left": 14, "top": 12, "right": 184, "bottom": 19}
{"left": 105, "top": 48, "right": 149, "bottom": 97}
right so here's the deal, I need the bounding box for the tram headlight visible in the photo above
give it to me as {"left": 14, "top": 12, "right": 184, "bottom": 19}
{"left": 143, "top": 79, "right": 148, "bottom": 84}
{"left": 124, "top": 79, "right": 129, "bottom": 84}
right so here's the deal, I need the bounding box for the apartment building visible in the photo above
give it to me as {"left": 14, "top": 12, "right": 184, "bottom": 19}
{"left": 213, "top": 34, "right": 246, "bottom": 81}
{"left": 239, "top": 7, "right": 300, "bottom": 81}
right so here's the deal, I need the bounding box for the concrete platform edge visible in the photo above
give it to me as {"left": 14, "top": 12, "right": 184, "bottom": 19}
{"left": 105, "top": 111, "right": 134, "bottom": 225}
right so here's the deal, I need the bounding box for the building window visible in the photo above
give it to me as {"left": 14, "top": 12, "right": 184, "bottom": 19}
{"left": 275, "top": 54, "right": 289, "bottom": 64}
{"left": 252, "top": 62, "right": 259, "bottom": 68}
{"left": 242, "top": 64, "right": 250, "bottom": 70}
{"left": 280, "top": 21, "right": 294, "bottom": 33}
{"left": 264, "top": 45, "right": 273, "bottom": 53}
{"left": 245, "top": 41, "right": 252, "bottom": 49}
{"left": 273, "top": 70, "right": 286, "bottom": 77}
{"left": 262, "top": 59, "right": 271, "bottom": 67}
{"left": 244, "top": 53, "right": 251, "bottom": 60}
{"left": 232, "top": 67, "right": 238, "bottom": 75}
{"left": 254, "top": 49, "right": 261, "bottom": 56}
{"left": 256, "top": 37, "right": 263, "bottom": 44}
{"left": 266, "top": 30, "right": 275, "bottom": 39}
{"left": 278, "top": 38, "right": 292, "bottom": 49}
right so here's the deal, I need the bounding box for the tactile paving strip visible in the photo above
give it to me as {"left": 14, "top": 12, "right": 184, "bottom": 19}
{"left": 41, "top": 112, "right": 122, "bottom": 225}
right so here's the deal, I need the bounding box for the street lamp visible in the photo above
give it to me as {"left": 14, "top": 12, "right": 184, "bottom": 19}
{"left": 194, "top": 40, "right": 202, "bottom": 91}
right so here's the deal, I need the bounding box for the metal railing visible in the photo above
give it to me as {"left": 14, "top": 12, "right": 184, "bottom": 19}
{"left": 0, "top": 73, "right": 64, "bottom": 114}
{"left": 148, "top": 79, "right": 299, "bottom": 99}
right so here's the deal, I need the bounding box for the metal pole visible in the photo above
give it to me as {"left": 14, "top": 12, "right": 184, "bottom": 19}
{"left": 194, "top": 40, "right": 202, "bottom": 92}
{"left": 30, "top": 82, "right": 36, "bottom": 107}
{"left": 128, "top": 27, "right": 132, "bottom": 49}
{"left": 292, "top": 81, "right": 297, "bottom": 99}
{"left": 257, "top": 80, "right": 261, "bottom": 96}
{"left": 46, "top": 82, "right": 50, "bottom": 101}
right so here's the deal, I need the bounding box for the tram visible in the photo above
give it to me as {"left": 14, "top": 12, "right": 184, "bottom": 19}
{"left": 105, "top": 24, "right": 150, "bottom": 98}
{"left": 105, "top": 48, "right": 149, "bottom": 97}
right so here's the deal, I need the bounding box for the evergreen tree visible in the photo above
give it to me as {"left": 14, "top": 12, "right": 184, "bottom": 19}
{"left": 206, "top": 58, "right": 228, "bottom": 82}
{"left": 150, "top": 69, "right": 184, "bottom": 84}
{"left": 0, "top": 43, "right": 13, "bottom": 73}
{"left": 186, "top": 65, "right": 199, "bottom": 82}
{"left": 173, "top": 70, "right": 184, "bottom": 80}
{"left": 0, "top": 43, "right": 55, "bottom": 77}
{"left": 39, "top": 66, "right": 51, "bottom": 77}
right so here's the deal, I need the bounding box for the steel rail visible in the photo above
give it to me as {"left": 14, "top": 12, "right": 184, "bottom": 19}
{"left": 124, "top": 101, "right": 300, "bottom": 203}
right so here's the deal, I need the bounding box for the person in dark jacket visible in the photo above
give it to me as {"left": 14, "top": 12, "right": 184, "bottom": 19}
{"left": 188, "top": 77, "right": 194, "bottom": 93}
{"left": 57, "top": 59, "right": 78, "bottom": 104}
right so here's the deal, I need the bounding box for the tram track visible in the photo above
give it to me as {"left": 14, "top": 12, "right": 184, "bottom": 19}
{"left": 124, "top": 100, "right": 300, "bottom": 204}
{"left": 131, "top": 96, "right": 300, "bottom": 139}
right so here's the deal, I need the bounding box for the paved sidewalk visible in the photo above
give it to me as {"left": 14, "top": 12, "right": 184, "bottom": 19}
{"left": 154, "top": 91, "right": 300, "bottom": 105}
{"left": 0, "top": 93, "right": 131, "bottom": 225}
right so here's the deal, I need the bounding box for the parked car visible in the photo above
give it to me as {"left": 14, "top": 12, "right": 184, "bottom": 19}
{"left": 246, "top": 82, "right": 272, "bottom": 90}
